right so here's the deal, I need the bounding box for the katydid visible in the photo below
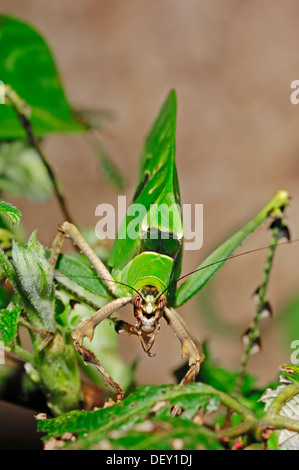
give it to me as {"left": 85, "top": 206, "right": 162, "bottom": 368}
{"left": 49, "top": 90, "right": 291, "bottom": 404}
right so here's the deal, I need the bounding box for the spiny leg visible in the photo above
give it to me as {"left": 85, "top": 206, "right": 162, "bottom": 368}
{"left": 163, "top": 306, "right": 204, "bottom": 415}
{"left": 49, "top": 221, "right": 117, "bottom": 296}
{"left": 72, "top": 296, "right": 132, "bottom": 401}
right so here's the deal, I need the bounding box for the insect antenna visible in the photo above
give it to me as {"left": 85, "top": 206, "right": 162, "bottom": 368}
{"left": 54, "top": 273, "right": 142, "bottom": 297}
{"left": 156, "top": 236, "right": 299, "bottom": 301}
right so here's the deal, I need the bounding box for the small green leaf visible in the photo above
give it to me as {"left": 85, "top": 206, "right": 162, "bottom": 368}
{"left": 0, "top": 304, "right": 21, "bottom": 344}
{"left": 55, "top": 253, "right": 113, "bottom": 301}
{"left": 0, "top": 201, "right": 21, "bottom": 225}
{"left": 280, "top": 365, "right": 299, "bottom": 384}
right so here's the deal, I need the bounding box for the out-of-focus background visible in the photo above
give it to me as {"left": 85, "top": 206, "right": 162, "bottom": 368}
{"left": 1, "top": 0, "right": 299, "bottom": 449}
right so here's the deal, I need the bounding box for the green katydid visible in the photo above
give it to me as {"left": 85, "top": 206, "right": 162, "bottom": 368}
{"left": 49, "top": 90, "right": 291, "bottom": 404}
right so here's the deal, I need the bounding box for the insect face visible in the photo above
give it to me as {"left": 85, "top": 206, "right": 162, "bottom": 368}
{"left": 133, "top": 286, "right": 166, "bottom": 334}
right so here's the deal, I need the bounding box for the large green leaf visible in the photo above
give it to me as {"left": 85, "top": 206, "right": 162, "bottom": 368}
{"left": 0, "top": 200, "right": 21, "bottom": 225}
{"left": 175, "top": 190, "right": 290, "bottom": 307}
{"left": 38, "top": 382, "right": 222, "bottom": 450}
{"left": 0, "top": 15, "right": 85, "bottom": 138}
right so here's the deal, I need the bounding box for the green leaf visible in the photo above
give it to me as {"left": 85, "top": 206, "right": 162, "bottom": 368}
{"left": 0, "top": 15, "right": 85, "bottom": 138}
{"left": 0, "top": 304, "right": 21, "bottom": 344}
{"left": 55, "top": 253, "right": 113, "bottom": 301}
{"left": 97, "top": 418, "right": 221, "bottom": 450}
{"left": 38, "top": 382, "right": 222, "bottom": 450}
{"left": 8, "top": 231, "right": 56, "bottom": 331}
{"left": 0, "top": 141, "right": 53, "bottom": 202}
{"left": 174, "top": 343, "right": 264, "bottom": 415}
{"left": 280, "top": 365, "right": 299, "bottom": 384}
{"left": 175, "top": 190, "right": 290, "bottom": 307}
{"left": 0, "top": 201, "right": 21, "bottom": 225}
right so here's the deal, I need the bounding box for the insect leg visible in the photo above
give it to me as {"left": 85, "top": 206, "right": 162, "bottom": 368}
{"left": 72, "top": 296, "right": 132, "bottom": 401}
{"left": 163, "top": 306, "right": 204, "bottom": 415}
{"left": 49, "top": 221, "right": 117, "bottom": 296}
{"left": 164, "top": 306, "right": 204, "bottom": 384}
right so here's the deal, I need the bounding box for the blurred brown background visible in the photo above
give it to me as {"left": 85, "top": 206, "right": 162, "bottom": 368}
{"left": 1, "top": 0, "right": 299, "bottom": 448}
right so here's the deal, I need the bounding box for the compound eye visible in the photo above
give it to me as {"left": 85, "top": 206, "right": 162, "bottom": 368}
{"left": 156, "top": 295, "right": 166, "bottom": 309}
{"left": 134, "top": 295, "right": 142, "bottom": 308}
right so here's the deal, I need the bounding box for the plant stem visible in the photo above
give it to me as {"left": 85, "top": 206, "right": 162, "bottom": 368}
{"left": 11, "top": 344, "right": 35, "bottom": 364}
{"left": 235, "top": 224, "right": 281, "bottom": 395}
{"left": 266, "top": 382, "right": 299, "bottom": 417}
{"left": 4, "top": 85, "right": 74, "bottom": 223}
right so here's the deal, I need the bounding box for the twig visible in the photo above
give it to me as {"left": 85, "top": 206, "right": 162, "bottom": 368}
{"left": 4, "top": 85, "right": 74, "bottom": 223}
{"left": 234, "top": 221, "right": 282, "bottom": 395}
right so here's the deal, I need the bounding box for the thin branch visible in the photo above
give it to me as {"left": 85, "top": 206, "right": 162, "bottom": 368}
{"left": 4, "top": 85, "right": 74, "bottom": 223}
{"left": 235, "top": 222, "right": 282, "bottom": 395}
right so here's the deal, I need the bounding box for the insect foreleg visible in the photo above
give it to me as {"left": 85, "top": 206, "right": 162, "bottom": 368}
{"left": 163, "top": 306, "right": 204, "bottom": 416}
{"left": 72, "top": 296, "right": 132, "bottom": 401}
{"left": 163, "top": 306, "right": 204, "bottom": 384}
{"left": 49, "top": 221, "right": 117, "bottom": 296}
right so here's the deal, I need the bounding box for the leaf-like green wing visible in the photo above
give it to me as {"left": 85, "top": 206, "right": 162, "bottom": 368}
{"left": 0, "top": 15, "right": 85, "bottom": 138}
{"left": 175, "top": 190, "right": 290, "bottom": 307}
{"left": 109, "top": 90, "right": 183, "bottom": 279}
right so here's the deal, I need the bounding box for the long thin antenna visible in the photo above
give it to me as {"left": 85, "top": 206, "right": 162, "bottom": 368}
{"left": 54, "top": 274, "right": 141, "bottom": 297}
{"left": 156, "top": 237, "right": 299, "bottom": 300}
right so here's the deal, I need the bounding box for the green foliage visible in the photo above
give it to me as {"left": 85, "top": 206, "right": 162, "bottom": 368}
{"left": 0, "top": 15, "right": 85, "bottom": 138}
{"left": 9, "top": 231, "right": 56, "bottom": 331}
{"left": 280, "top": 365, "right": 299, "bottom": 383}
{"left": 0, "top": 227, "right": 82, "bottom": 415}
{"left": 0, "top": 200, "right": 22, "bottom": 226}
{"left": 174, "top": 190, "right": 289, "bottom": 307}
{"left": 0, "top": 303, "right": 21, "bottom": 344}
{"left": 55, "top": 253, "right": 112, "bottom": 302}
{"left": 38, "top": 383, "right": 223, "bottom": 450}
{"left": 0, "top": 141, "right": 53, "bottom": 202}
{"left": 0, "top": 16, "right": 296, "bottom": 448}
